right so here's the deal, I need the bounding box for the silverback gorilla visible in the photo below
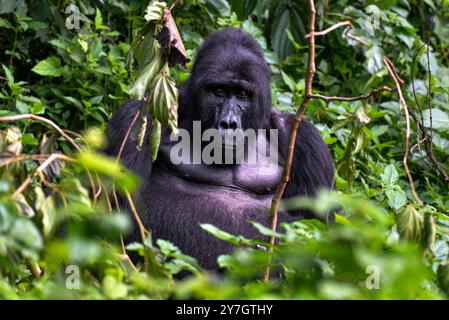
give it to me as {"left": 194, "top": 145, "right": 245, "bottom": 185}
{"left": 106, "top": 28, "right": 334, "bottom": 270}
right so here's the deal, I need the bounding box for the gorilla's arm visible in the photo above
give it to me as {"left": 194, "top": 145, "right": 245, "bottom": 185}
{"left": 105, "top": 100, "right": 153, "bottom": 181}
{"left": 272, "top": 110, "right": 335, "bottom": 220}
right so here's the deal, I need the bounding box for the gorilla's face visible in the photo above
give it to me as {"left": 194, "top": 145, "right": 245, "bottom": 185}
{"left": 202, "top": 81, "right": 252, "bottom": 134}
{"left": 178, "top": 28, "right": 272, "bottom": 142}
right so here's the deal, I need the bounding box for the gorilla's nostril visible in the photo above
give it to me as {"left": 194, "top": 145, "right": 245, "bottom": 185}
{"left": 229, "top": 122, "right": 238, "bottom": 130}
{"left": 220, "top": 121, "right": 229, "bottom": 129}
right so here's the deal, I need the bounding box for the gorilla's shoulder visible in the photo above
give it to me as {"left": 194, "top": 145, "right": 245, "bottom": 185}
{"left": 269, "top": 108, "right": 320, "bottom": 138}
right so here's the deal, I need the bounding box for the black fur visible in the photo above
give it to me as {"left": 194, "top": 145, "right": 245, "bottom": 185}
{"left": 105, "top": 28, "right": 334, "bottom": 270}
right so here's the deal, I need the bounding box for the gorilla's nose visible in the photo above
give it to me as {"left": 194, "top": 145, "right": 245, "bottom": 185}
{"left": 219, "top": 116, "right": 238, "bottom": 130}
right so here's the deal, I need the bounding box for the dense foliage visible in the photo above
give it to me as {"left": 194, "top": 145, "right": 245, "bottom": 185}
{"left": 1, "top": 0, "right": 449, "bottom": 299}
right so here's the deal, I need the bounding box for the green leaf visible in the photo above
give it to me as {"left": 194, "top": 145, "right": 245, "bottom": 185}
{"left": 129, "top": 51, "right": 163, "bottom": 100}
{"left": 76, "top": 151, "right": 139, "bottom": 192}
{"left": 381, "top": 164, "right": 399, "bottom": 186}
{"left": 205, "top": 0, "right": 231, "bottom": 16}
{"left": 15, "top": 100, "right": 28, "bottom": 114}
{"left": 249, "top": 221, "right": 282, "bottom": 238}
{"left": 201, "top": 224, "right": 253, "bottom": 246}
{"left": 63, "top": 96, "right": 83, "bottom": 110}
{"left": 397, "top": 205, "right": 423, "bottom": 241}
{"left": 0, "top": 0, "right": 20, "bottom": 14}
{"left": 386, "top": 186, "right": 407, "bottom": 210}
{"left": 2, "top": 64, "right": 14, "bottom": 83}
{"left": 148, "top": 119, "right": 161, "bottom": 161}
{"left": 49, "top": 39, "right": 67, "bottom": 50}
{"left": 10, "top": 218, "right": 43, "bottom": 258}
{"left": 95, "top": 8, "right": 108, "bottom": 30}
{"left": 229, "top": 0, "right": 257, "bottom": 19}
{"left": 31, "top": 57, "right": 63, "bottom": 77}
{"left": 366, "top": 46, "right": 384, "bottom": 75}
{"left": 102, "top": 275, "right": 128, "bottom": 299}
{"left": 281, "top": 71, "right": 296, "bottom": 92}
{"left": 269, "top": 2, "right": 305, "bottom": 60}
{"left": 157, "top": 239, "right": 200, "bottom": 272}
{"left": 422, "top": 108, "right": 449, "bottom": 130}
{"left": 0, "top": 17, "right": 13, "bottom": 29}
{"left": 34, "top": 187, "right": 57, "bottom": 236}
{"left": 21, "top": 133, "right": 38, "bottom": 146}
{"left": 0, "top": 203, "right": 12, "bottom": 232}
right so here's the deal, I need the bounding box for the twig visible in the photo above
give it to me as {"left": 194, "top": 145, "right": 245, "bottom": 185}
{"left": 94, "top": 174, "right": 102, "bottom": 199}
{"left": 170, "top": 0, "right": 181, "bottom": 10}
{"left": 125, "top": 190, "right": 148, "bottom": 242}
{"left": 305, "top": 20, "right": 353, "bottom": 38}
{"left": 0, "top": 154, "right": 57, "bottom": 167}
{"left": 410, "top": 46, "right": 449, "bottom": 182}
{"left": 111, "top": 184, "right": 129, "bottom": 256}
{"left": 0, "top": 114, "right": 99, "bottom": 202}
{"left": 113, "top": 107, "right": 146, "bottom": 266}
{"left": 26, "top": 260, "right": 42, "bottom": 277}
{"left": 426, "top": 44, "right": 433, "bottom": 154}
{"left": 384, "top": 57, "right": 423, "bottom": 206}
{"left": 12, "top": 154, "right": 75, "bottom": 198}
{"left": 0, "top": 114, "right": 80, "bottom": 151}
{"left": 63, "top": 129, "right": 84, "bottom": 140}
{"left": 306, "top": 20, "right": 369, "bottom": 46}
{"left": 310, "top": 86, "right": 394, "bottom": 102}
{"left": 126, "top": 189, "right": 150, "bottom": 274}
{"left": 324, "top": 12, "right": 354, "bottom": 20}
{"left": 346, "top": 32, "right": 369, "bottom": 47}
{"left": 116, "top": 109, "right": 141, "bottom": 163}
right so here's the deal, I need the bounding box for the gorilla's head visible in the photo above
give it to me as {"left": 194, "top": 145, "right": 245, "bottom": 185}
{"left": 179, "top": 28, "right": 272, "bottom": 137}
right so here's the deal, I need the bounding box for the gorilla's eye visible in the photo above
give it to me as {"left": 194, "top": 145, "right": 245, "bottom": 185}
{"left": 213, "top": 87, "right": 225, "bottom": 97}
{"left": 237, "top": 90, "right": 248, "bottom": 99}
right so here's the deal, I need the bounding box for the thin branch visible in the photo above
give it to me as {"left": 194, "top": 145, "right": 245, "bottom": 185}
{"left": 116, "top": 109, "right": 141, "bottom": 163}
{"left": 426, "top": 44, "right": 433, "bottom": 154}
{"left": 0, "top": 154, "right": 57, "bottom": 167}
{"left": 263, "top": 0, "right": 317, "bottom": 283}
{"left": 63, "top": 129, "right": 84, "bottom": 140}
{"left": 384, "top": 57, "right": 423, "bottom": 207}
{"left": 306, "top": 20, "right": 369, "bottom": 46}
{"left": 0, "top": 114, "right": 80, "bottom": 151}
{"left": 346, "top": 32, "right": 369, "bottom": 47}
{"left": 409, "top": 45, "right": 449, "bottom": 182}
{"left": 310, "top": 86, "right": 395, "bottom": 102}
{"left": 305, "top": 20, "right": 353, "bottom": 38}
{"left": 94, "top": 176, "right": 103, "bottom": 199}
{"left": 0, "top": 114, "right": 99, "bottom": 201}
{"left": 26, "top": 260, "right": 42, "bottom": 278}
{"left": 113, "top": 107, "right": 147, "bottom": 265}
{"left": 170, "top": 0, "right": 181, "bottom": 10}
{"left": 324, "top": 12, "right": 354, "bottom": 20}
{"left": 12, "top": 154, "right": 75, "bottom": 198}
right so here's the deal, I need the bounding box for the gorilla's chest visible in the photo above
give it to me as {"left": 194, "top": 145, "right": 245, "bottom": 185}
{"left": 142, "top": 165, "right": 283, "bottom": 269}
{"left": 140, "top": 141, "right": 285, "bottom": 247}
{"left": 145, "top": 160, "right": 282, "bottom": 217}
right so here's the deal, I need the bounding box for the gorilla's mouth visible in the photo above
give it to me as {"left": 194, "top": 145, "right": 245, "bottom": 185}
{"left": 221, "top": 129, "right": 245, "bottom": 148}
{"left": 221, "top": 143, "right": 237, "bottom": 150}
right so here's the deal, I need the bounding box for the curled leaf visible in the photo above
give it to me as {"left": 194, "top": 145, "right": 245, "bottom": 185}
{"left": 422, "top": 211, "right": 436, "bottom": 250}
{"left": 397, "top": 205, "right": 423, "bottom": 242}
{"left": 144, "top": 1, "right": 167, "bottom": 22}
{"left": 148, "top": 120, "right": 161, "bottom": 161}
{"left": 156, "top": 7, "right": 188, "bottom": 68}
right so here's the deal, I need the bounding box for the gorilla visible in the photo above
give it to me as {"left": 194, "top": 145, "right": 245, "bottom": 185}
{"left": 106, "top": 28, "right": 334, "bottom": 270}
